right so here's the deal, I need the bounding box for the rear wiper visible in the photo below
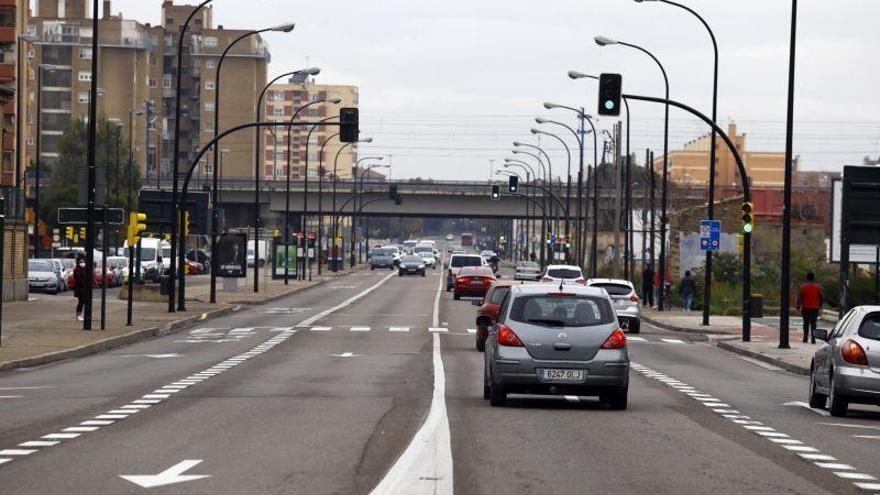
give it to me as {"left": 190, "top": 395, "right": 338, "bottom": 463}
{"left": 526, "top": 318, "right": 566, "bottom": 327}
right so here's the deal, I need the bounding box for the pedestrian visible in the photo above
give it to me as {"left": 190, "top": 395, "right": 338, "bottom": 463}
{"left": 529, "top": 251, "right": 537, "bottom": 263}
{"left": 641, "top": 264, "right": 654, "bottom": 308}
{"left": 797, "top": 272, "right": 824, "bottom": 344}
{"left": 73, "top": 253, "right": 88, "bottom": 321}
{"left": 679, "top": 270, "right": 697, "bottom": 312}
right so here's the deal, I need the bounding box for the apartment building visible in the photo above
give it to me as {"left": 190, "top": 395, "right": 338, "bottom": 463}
{"left": 26, "top": 0, "right": 268, "bottom": 184}
{"left": 263, "top": 73, "right": 359, "bottom": 181}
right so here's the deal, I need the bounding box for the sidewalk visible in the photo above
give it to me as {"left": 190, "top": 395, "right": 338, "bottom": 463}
{"left": 0, "top": 264, "right": 366, "bottom": 371}
{"left": 641, "top": 308, "right": 828, "bottom": 376}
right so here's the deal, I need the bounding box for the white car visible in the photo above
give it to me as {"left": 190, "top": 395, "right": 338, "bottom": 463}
{"left": 385, "top": 245, "right": 402, "bottom": 265}
{"left": 587, "top": 278, "right": 641, "bottom": 333}
{"left": 418, "top": 251, "right": 437, "bottom": 268}
{"left": 540, "top": 264, "right": 586, "bottom": 285}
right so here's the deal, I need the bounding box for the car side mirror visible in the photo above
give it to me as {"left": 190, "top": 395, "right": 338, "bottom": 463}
{"left": 813, "top": 328, "right": 829, "bottom": 342}
{"left": 471, "top": 300, "right": 482, "bottom": 307}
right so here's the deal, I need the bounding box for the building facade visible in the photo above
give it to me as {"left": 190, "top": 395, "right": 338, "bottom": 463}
{"left": 262, "top": 74, "right": 359, "bottom": 181}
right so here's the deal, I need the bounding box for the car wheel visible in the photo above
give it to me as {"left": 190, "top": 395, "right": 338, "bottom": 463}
{"left": 475, "top": 333, "right": 485, "bottom": 352}
{"left": 629, "top": 320, "right": 640, "bottom": 334}
{"left": 602, "top": 388, "right": 628, "bottom": 410}
{"left": 370, "top": 266, "right": 375, "bottom": 271}
{"left": 489, "top": 379, "right": 506, "bottom": 407}
{"left": 828, "top": 370, "right": 849, "bottom": 417}
{"left": 483, "top": 363, "right": 491, "bottom": 400}
{"left": 453, "top": 293, "right": 461, "bottom": 300}
{"left": 398, "top": 271, "right": 403, "bottom": 277}
{"left": 808, "top": 365, "right": 827, "bottom": 409}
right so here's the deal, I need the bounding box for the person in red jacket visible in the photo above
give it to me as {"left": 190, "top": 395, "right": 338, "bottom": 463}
{"left": 796, "top": 272, "right": 824, "bottom": 344}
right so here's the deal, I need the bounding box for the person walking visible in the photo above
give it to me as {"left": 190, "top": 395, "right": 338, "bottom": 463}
{"left": 797, "top": 272, "right": 824, "bottom": 344}
{"left": 679, "top": 270, "right": 697, "bottom": 312}
{"left": 641, "top": 264, "right": 654, "bottom": 308}
{"left": 73, "top": 253, "right": 88, "bottom": 321}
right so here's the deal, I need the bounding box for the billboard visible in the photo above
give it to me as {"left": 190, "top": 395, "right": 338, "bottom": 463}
{"left": 829, "top": 178, "right": 879, "bottom": 264}
{"left": 273, "top": 244, "right": 298, "bottom": 279}
{"left": 215, "top": 233, "right": 247, "bottom": 278}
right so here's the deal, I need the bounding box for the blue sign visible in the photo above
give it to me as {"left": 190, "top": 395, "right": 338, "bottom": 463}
{"left": 700, "top": 220, "right": 721, "bottom": 252}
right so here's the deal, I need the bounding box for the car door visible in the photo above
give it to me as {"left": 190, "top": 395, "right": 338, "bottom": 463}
{"left": 817, "top": 310, "right": 855, "bottom": 388}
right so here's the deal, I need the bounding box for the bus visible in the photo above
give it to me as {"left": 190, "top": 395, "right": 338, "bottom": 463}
{"left": 461, "top": 232, "right": 474, "bottom": 248}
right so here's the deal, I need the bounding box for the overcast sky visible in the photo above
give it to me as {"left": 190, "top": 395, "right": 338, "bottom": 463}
{"left": 72, "top": 0, "right": 880, "bottom": 180}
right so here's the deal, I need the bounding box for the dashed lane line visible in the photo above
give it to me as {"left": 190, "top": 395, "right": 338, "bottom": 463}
{"left": 0, "top": 271, "right": 397, "bottom": 470}
{"left": 631, "top": 362, "right": 880, "bottom": 493}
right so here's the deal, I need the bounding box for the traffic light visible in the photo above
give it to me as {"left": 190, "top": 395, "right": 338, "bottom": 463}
{"left": 598, "top": 73, "right": 623, "bottom": 116}
{"left": 564, "top": 235, "right": 571, "bottom": 250}
{"left": 508, "top": 175, "right": 518, "bottom": 193}
{"left": 79, "top": 227, "right": 86, "bottom": 239}
{"left": 128, "top": 212, "right": 147, "bottom": 245}
{"left": 183, "top": 211, "right": 191, "bottom": 236}
{"left": 339, "top": 107, "right": 359, "bottom": 143}
{"left": 741, "top": 202, "right": 754, "bottom": 233}
{"left": 65, "top": 226, "right": 74, "bottom": 240}
{"left": 546, "top": 231, "right": 552, "bottom": 245}
{"left": 491, "top": 185, "right": 500, "bottom": 199}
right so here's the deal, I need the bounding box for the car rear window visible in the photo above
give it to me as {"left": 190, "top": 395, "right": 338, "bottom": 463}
{"left": 414, "top": 246, "right": 433, "bottom": 253}
{"left": 489, "top": 287, "right": 509, "bottom": 304}
{"left": 402, "top": 256, "right": 422, "bottom": 263}
{"left": 858, "top": 313, "right": 880, "bottom": 341}
{"left": 451, "top": 256, "right": 483, "bottom": 268}
{"left": 547, "top": 268, "right": 582, "bottom": 279}
{"left": 591, "top": 283, "right": 631, "bottom": 296}
{"left": 29, "top": 260, "right": 53, "bottom": 272}
{"left": 509, "top": 294, "right": 614, "bottom": 327}
{"left": 373, "top": 249, "right": 392, "bottom": 256}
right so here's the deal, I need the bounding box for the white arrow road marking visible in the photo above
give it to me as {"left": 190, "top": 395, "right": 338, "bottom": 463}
{"left": 120, "top": 459, "right": 211, "bottom": 488}
{"left": 331, "top": 352, "right": 363, "bottom": 358}
{"left": 781, "top": 401, "right": 831, "bottom": 416}
{"left": 370, "top": 261, "right": 452, "bottom": 495}
{"left": 144, "top": 354, "right": 181, "bottom": 359}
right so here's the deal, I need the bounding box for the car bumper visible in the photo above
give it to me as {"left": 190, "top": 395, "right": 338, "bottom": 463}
{"left": 493, "top": 347, "right": 629, "bottom": 395}
{"left": 454, "top": 286, "right": 489, "bottom": 297}
{"left": 399, "top": 268, "right": 424, "bottom": 275}
{"left": 836, "top": 366, "right": 880, "bottom": 405}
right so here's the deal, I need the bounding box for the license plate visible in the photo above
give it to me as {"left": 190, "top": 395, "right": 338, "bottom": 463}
{"left": 407, "top": 268, "right": 416, "bottom": 272}
{"left": 538, "top": 369, "right": 586, "bottom": 383}
{"left": 469, "top": 280, "right": 483, "bottom": 285}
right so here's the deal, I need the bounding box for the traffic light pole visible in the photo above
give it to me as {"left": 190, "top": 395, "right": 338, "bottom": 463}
{"left": 623, "top": 93, "right": 752, "bottom": 341}
{"left": 779, "top": 0, "right": 798, "bottom": 350}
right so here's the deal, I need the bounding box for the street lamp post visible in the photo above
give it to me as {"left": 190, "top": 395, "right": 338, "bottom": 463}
{"left": 504, "top": 160, "right": 534, "bottom": 259}
{"left": 510, "top": 149, "right": 549, "bottom": 265}
{"left": 351, "top": 156, "right": 384, "bottom": 268}
{"left": 208, "top": 23, "right": 296, "bottom": 302}
{"left": 532, "top": 128, "right": 572, "bottom": 261}
{"left": 330, "top": 138, "right": 373, "bottom": 271}
{"left": 317, "top": 132, "right": 340, "bottom": 275}
{"left": 595, "top": 35, "right": 670, "bottom": 310}
{"left": 779, "top": 0, "right": 799, "bottom": 348}
{"left": 357, "top": 163, "right": 390, "bottom": 262}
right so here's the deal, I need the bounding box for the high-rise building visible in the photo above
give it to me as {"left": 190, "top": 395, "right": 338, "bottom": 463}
{"left": 263, "top": 74, "right": 359, "bottom": 181}
{"left": 25, "top": 0, "right": 269, "bottom": 184}
{"left": 660, "top": 123, "right": 795, "bottom": 188}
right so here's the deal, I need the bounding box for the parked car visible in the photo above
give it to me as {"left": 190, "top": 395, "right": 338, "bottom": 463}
{"left": 587, "top": 278, "right": 641, "bottom": 333}
{"left": 186, "top": 249, "right": 211, "bottom": 273}
{"left": 185, "top": 259, "right": 204, "bottom": 275}
{"left": 515, "top": 261, "right": 542, "bottom": 281}
{"left": 446, "top": 253, "right": 486, "bottom": 291}
{"left": 473, "top": 281, "right": 513, "bottom": 352}
{"left": 28, "top": 259, "right": 64, "bottom": 294}
{"left": 453, "top": 266, "right": 496, "bottom": 301}
{"left": 483, "top": 283, "right": 629, "bottom": 408}
{"left": 370, "top": 247, "right": 397, "bottom": 270}
{"left": 418, "top": 251, "right": 437, "bottom": 269}
{"left": 57, "top": 258, "right": 75, "bottom": 289}
{"left": 809, "top": 306, "right": 880, "bottom": 417}
{"left": 49, "top": 259, "right": 68, "bottom": 292}
{"left": 398, "top": 255, "right": 426, "bottom": 277}
{"left": 540, "top": 264, "right": 586, "bottom": 285}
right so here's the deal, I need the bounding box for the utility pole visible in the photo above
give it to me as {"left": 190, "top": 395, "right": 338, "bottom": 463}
{"left": 612, "top": 123, "right": 622, "bottom": 278}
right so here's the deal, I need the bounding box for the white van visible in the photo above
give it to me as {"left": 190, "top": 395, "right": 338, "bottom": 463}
{"left": 247, "top": 240, "right": 268, "bottom": 267}
{"left": 124, "top": 238, "right": 171, "bottom": 282}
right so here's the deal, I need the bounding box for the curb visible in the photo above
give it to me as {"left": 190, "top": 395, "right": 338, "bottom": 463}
{"left": 0, "top": 267, "right": 366, "bottom": 373}
{"left": 641, "top": 315, "right": 729, "bottom": 336}
{"left": 715, "top": 340, "right": 810, "bottom": 376}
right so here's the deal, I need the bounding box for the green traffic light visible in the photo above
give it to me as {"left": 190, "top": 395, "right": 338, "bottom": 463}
{"left": 743, "top": 223, "right": 753, "bottom": 234}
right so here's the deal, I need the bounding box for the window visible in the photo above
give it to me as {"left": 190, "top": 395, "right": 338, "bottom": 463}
{"left": 273, "top": 107, "right": 284, "bottom": 116}
{"left": 831, "top": 310, "right": 856, "bottom": 339}
{"left": 78, "top": 71, "right": 91, "bottom": 82}
{"left": 509, "top": 294, "right": 615, "bottom": 327}
{"left": 270, "top": 91, "right": 284, "bottom": 101}
{"left": 162, "top": 75, "right": 172, "bottom": 89}
{"left": 308, "top": 93, "right": 319, "bottom": 103}
{"left": 78, "top": 92, "right": 89, "bottom": 104}
{"left": 203, "top": 36, "right": 218, "bottom": 48}
{"left": 859, "top": 313, "right": 880, "bottom": 341}
{"left": 203, "top": 102, "right": 214, "bottom": 112}
{"left": 164, "top": 35, "right": 173, "bottom": 47}
{"left": 204, "top": 81, "right": 215, "bottom": 91}
{"left": 205, "top": 59, "right": 216, "bottom": 69}
{"left": 148, "top": 78, "right": 157, "bottom": 88}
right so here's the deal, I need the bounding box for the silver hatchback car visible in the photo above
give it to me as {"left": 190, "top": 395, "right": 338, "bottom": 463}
{"left": 809, "top": 306, "right": 880, "bottom": 417}
{"left": 587, "top": 278, "right": 641, "bottom": 333}
{"left": 483, "top": 284, "right": 629, "bottom": 408}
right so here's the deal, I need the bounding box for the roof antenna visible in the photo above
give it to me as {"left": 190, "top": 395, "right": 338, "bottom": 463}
{"left": 559, "top": 276, "right": 564, "bottom": 292}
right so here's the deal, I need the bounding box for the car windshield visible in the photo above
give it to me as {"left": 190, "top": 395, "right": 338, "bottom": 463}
{"left": 29, "top": 260, "right": 53, "bottom": 272}
{"left": 414, "top": 246, "right": 432, "bottom": 253}
{"left": 547, "top": 268, "right": 582, "bottom": 279}
{"left": 402, "top": 256, "right": 422, "bottom": 263}
{"left": 518, "top": 262, "right": 538, "bottom": 269}
{"left": 123, "top": 247, "right": 157, "bottom": 261}
{"left": 489, "top": 287, "right": 509, "bottom": 304}
{"left": 591, "top": 283, "right": 631, "bottom": 296}
{"left": 859, "top": 313, "right": 880, "bottom": 341}
{"left": 509, "top": 294, "right": 614, "bottom": 327}
{"left": 373, "top": 249, "right": 393, "bottom": 256}
{"left": 451, "top": 256, "right": 482, "bottom": 268}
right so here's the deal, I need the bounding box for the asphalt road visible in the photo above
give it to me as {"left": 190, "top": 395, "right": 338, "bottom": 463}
{"left": 1, "top": 262, "right": 879, "bottom": 494}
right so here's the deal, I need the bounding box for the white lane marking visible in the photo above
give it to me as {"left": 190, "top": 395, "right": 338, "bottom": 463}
{"left": 0, "top": 386, "right": 53, "bottom": 391}
{"left": 781, "top": 401, "right": 831, "bottom": 416}
{"left": 564, "top": 395, "right": 580, "bottom": 403}
{"left": 429, "top": 327, "right": 448, "bottom": 333}
{"left": 42, "top": 433, "right": 80, "bottom": 439}
{"left": 331, "top": 352, "right": 363, "bottom": 358}
{"left": 95, "top": 414, "right": 130, "bottom": 420}
{"left": 661, "top": 338, "right": 685, "bottom": 344}
{"left": 631, "top": 362, "right": 879, "bottom": 493}
{"left": 852, "top": 435, "right": 880, "bottom": 440}
{"left": 144, "top": 354, "right": 181, "bottom": 359}
{"left": 0, "top": 459, "right": 11, "bottom": 465}
{"left": 120, "top": 459, "right": 211, "bottom": 489}
{"left": 389, "top": 326, "right": 411, "bottom": 332}
{"left": 81, "top": 420, "right": 114, "bottom": 426}
{"left": 19, "top": 441, "right": 60, "bottom": 448}
{"left": 0, "top": 396, "right": 22, "bottom": 399}
{"left": 310, "top": 326, "right": 332, "bottom": 331}
{"left": 627, "top": 336, "right": 647, "bottom": 342}
{"left": 0, "top": 449, "right": 36, "bottom": 456}
{"left": 350, "top": 326, "right": 371, "bottom": 332}
{"left": 63, "top": 426, "right": 100, "bottom": 433}
{"left": 370, "top": 255, "right": 453, "bottom": 495}
{"left": 298, "top": 272, "right": 397, "bottom": 328}
{"left": 466, "top": 328, "right": 477, "bottom": 334}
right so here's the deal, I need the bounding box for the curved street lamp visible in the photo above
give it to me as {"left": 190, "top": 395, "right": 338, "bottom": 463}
{"left": 532, "top": 128, "right": 572, "bottom": 259}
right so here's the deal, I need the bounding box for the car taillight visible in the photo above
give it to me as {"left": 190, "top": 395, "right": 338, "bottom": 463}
{"left": 483, "top": 277, "right": 495, "bottom": 284}
{"left": 630, "top": 294, "right": 640, "bottom": 303}
{"left": 841, "top": 339, "right": 869, "bottom": 366}
{"left": 541, "top": 276, "right": 553, "bottom": 282}
{"left": 456, "top": 277, "right": 468, "bottom": 284}
{"left": 497, "top": 324, "right": 523, "bottom": 347}
{"left": 601, "top": 328, "right": 627, "bottom": 349}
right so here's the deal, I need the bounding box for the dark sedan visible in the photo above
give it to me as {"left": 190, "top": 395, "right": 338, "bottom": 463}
{"left": 398, "top": 255, "right": 426, "bottom": 277}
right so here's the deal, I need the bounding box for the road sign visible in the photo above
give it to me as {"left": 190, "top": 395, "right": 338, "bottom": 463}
{"left": 699, "top": 220, "right": 721, "bottom": 252}
{"left": 58, "top": 207, "right": 125, "bottom": 225}
{"left": 830, "top": 178, "right": 877, "bottom": 263}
